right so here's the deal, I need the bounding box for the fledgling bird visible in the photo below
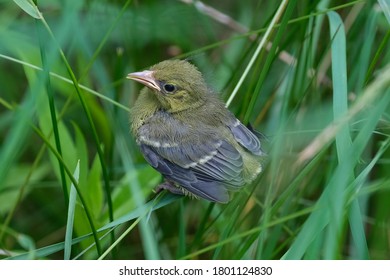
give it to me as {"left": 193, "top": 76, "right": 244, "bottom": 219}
{"left": 127, "top": 60, "right": 264, "bottom": 203}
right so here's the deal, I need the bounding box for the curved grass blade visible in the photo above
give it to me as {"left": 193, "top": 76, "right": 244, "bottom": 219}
{"left": 365, "top": 29, "right": 390, "bottom": 84}
{"left": 64, "top": 160, "right": 80, "bottom": 260}
{"left": 378, "top": 0, "right": 390, "bottom": 24}
{"left": 36, "top": 20, "right": 69, "bottom": 205}
{"left": 226, "top": 0, "right": 290, "bottom": 108}
{"left": 12, "top": 0, "right": 41, "bottom": 19}
{"left": 324, "top": 11, "right": 353, "bottom": 259}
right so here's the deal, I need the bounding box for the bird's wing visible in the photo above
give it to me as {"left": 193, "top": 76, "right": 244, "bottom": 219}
{"left": 228, "top": 118, "right": 263, "bottom": 156}
{"left": 140, "top": 144, "right": 231, "bottom": 202}
{"left": 138, "top": 125, "right": 245, "bottom": 203}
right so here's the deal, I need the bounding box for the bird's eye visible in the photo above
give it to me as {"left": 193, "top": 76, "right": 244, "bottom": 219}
{"left": 163, "top": 83, "right": 176, "bottom": 93}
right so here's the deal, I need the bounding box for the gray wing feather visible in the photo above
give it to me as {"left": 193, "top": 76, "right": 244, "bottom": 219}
{"left": 229, "top": 119, "right": 263, "bottom": 156}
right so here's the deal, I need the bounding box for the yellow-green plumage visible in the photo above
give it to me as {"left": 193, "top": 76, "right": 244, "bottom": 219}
{"left": 128, "top": 60, "right": 263, "bottom": 203}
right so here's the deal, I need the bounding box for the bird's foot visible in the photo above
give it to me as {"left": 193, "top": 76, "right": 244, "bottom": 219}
{"left": 154, "top": 180, "right": 185, "bottom": 196}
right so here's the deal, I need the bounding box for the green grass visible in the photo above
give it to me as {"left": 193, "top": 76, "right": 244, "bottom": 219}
{"left": 0, "top": 0, "right": 389, "bottom": 260}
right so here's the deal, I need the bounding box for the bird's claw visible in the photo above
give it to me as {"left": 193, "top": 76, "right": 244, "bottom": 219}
{"left": 154, "top": 181, "right": 185, "bottom": 196}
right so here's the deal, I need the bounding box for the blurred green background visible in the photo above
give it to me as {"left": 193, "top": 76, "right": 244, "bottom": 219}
{"left": 0, "top": 0, "right": 389, "bottom": 260}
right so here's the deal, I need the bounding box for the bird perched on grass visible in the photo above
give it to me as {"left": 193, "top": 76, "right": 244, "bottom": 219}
{"left": 127, "top": 60, "right": 264, "bottom": 203}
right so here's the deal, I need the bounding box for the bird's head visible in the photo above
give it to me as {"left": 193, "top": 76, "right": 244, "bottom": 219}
{"left": 127, "top": 60, "right": 209, "bottom": 112}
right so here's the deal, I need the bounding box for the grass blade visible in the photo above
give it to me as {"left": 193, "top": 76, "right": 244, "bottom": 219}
{"left": 12, "top": 0, "right": 41, "bottom": 19}
{"left": 64, "top": 160, "right": 80, "bottom": 260}
{"left": 378, "top": 0, "right": 390, "bottom": 23}
{"left": 36, "top": 20, "right": 69, "bottom": 205}
{"left": 324, "top": 10, "right": 352, "bottom": 259}
{"left": 225, "top": 0, "right": 290, "bottom": 108}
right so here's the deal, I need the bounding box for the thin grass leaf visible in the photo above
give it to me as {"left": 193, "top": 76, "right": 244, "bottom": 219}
{"left": 344, "top": 10, "right": 377, "bottom": 259}
{"left": 64, "top": 160, "right": 80, "bottom": 260}
{"left": 226, "top": 0, "right": 290, "bottom": 108}
{"left": 189, "top": 203, "right": 215, "bottom": 251}
{"left": 350, "top": 9, "right": 378, "bottom": 93}
{"left": 365, "top": 29, "right": 390, "bottom": 84}
{"left": 36, "top": 20, "right": 69, "bottom": 205}
{"left": 176, "top": 200, "right": 187, "bottom": 258}
{"left": 12, "top": 0, "right": 41, "bottom": 19}
{"left": 348, "top": 202, "right": 369, "bottom": 259}
{"left": 16, "top": 234, "right": 36, "bottom": 260}
{"left": 378, "top": 0, "right": 390, "bottom": 24}
{"left": 349, "top": 139, "right": 390, "bottom": 196}
{"left": 324, "top": 10, "right": 352, "bottom": 259}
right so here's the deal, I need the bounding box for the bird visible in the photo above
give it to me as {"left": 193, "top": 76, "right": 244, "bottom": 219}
{"left": 127, "top": 59, "right": 264, "bottom": 203}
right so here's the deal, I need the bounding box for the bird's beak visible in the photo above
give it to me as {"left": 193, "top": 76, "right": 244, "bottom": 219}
{"left": 127, "top": 70, "right": 161, "bottom": 91}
